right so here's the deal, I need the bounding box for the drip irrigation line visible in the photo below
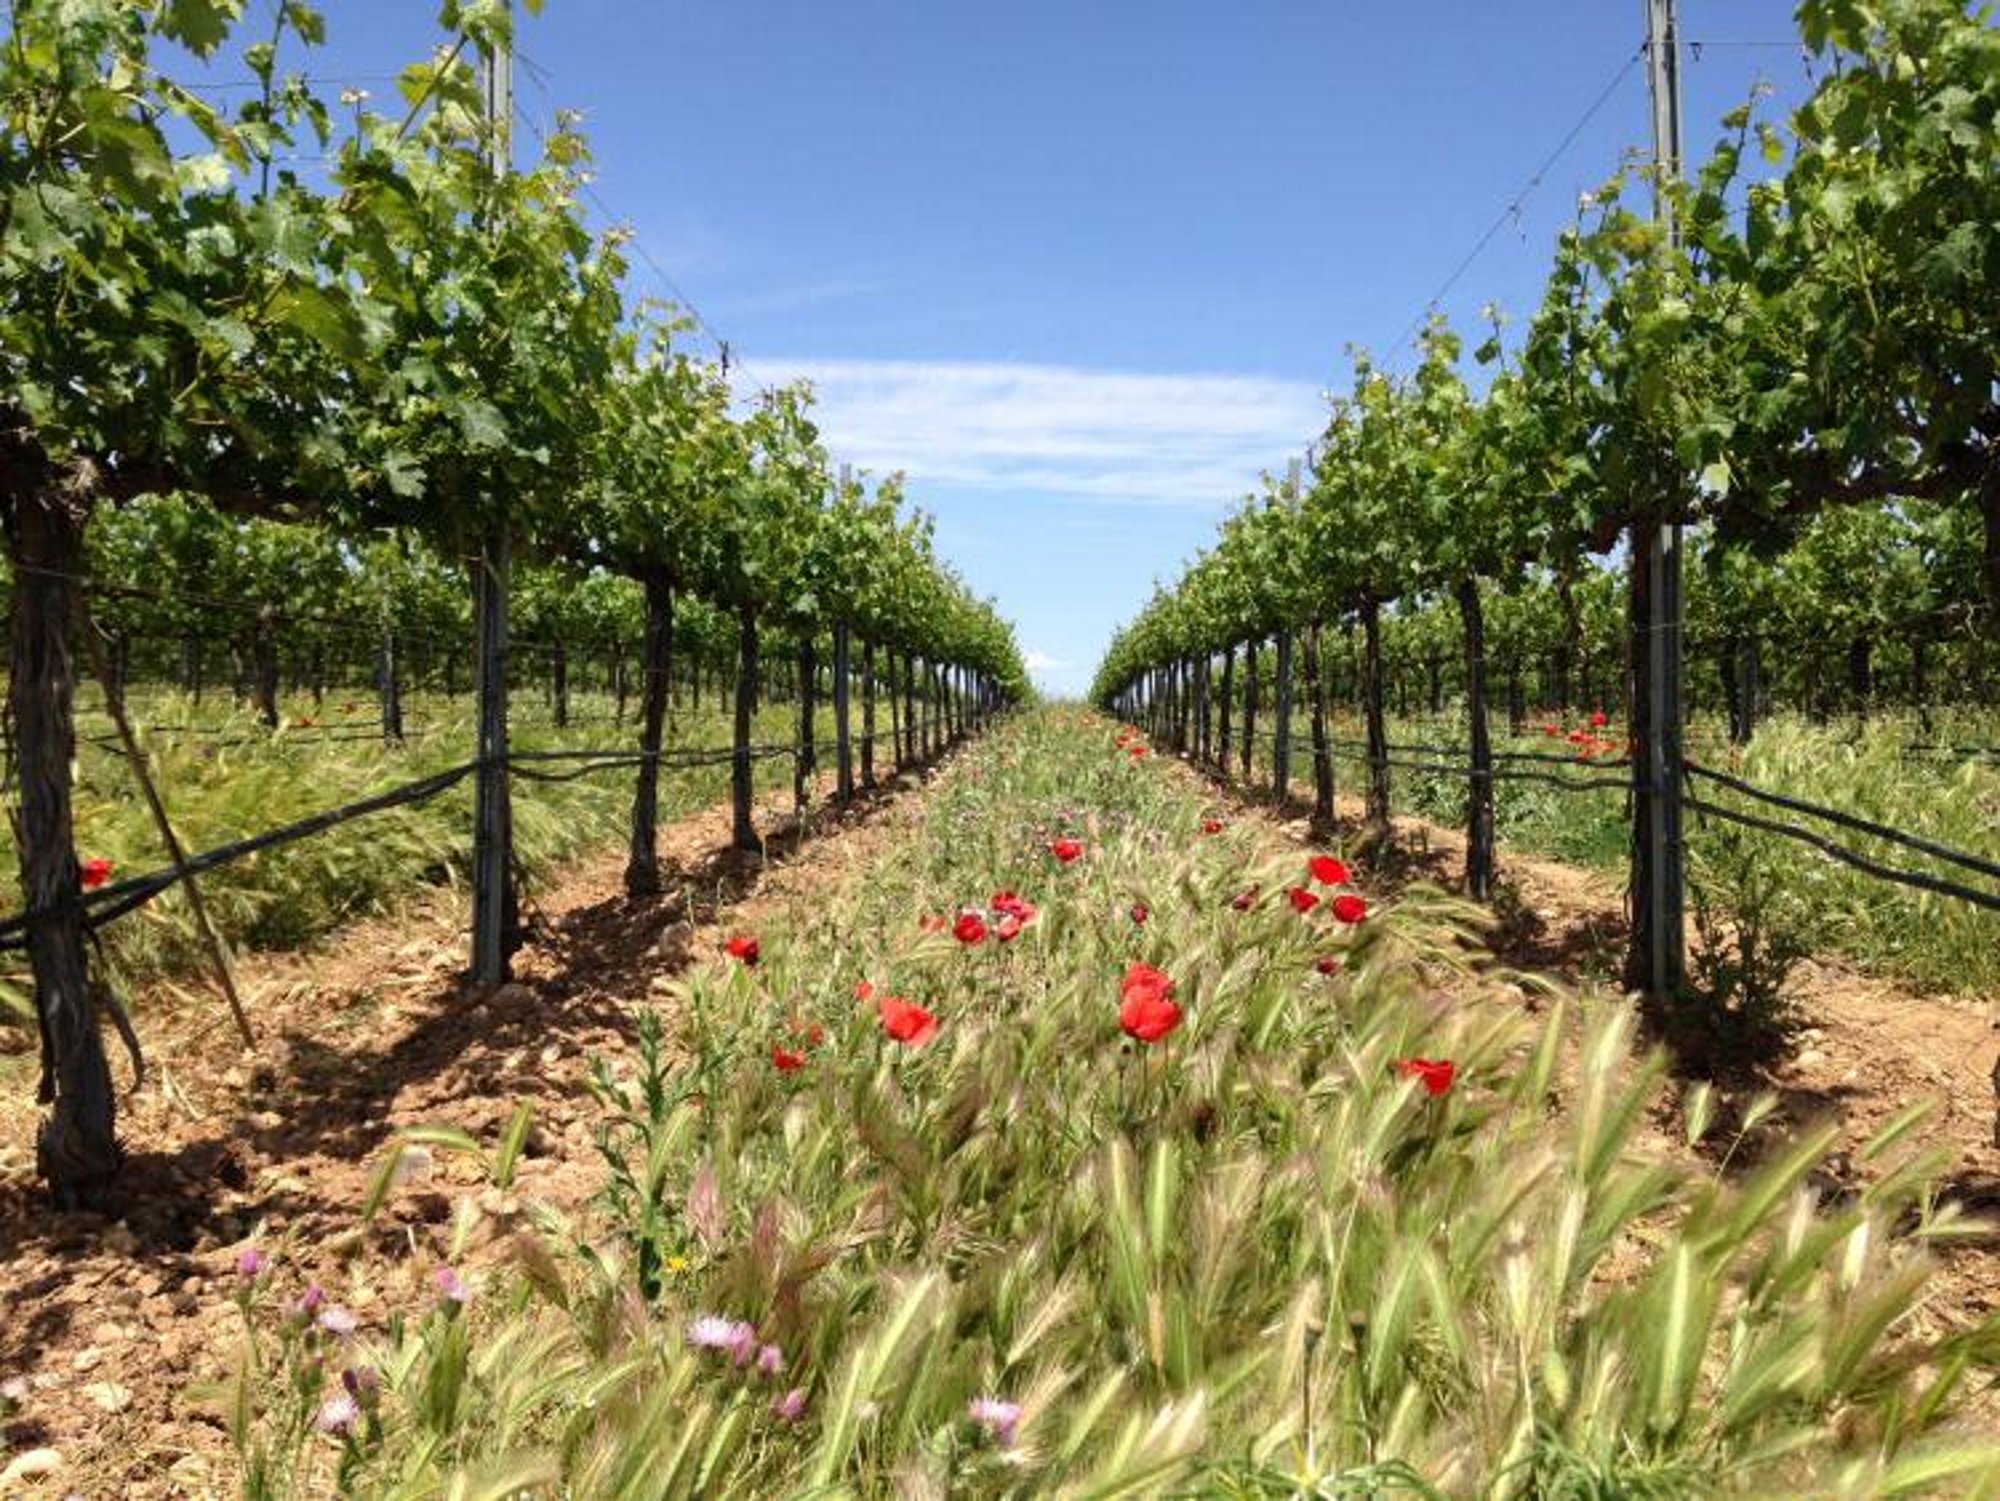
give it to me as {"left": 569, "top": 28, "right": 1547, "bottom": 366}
{"left": 0, "top": 733, "right": 833, "bottom": 948}
{"left": 0, "top": 760, "right": 483, "bottom": 953}
{"left": 1685, "top": 759, "right": 2000, "bottom": 883}
{"left": 1686, "top": 797, "right": 2000, "bottom": 914}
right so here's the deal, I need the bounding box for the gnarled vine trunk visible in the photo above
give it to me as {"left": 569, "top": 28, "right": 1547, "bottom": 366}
{"left": 9, "top": 483, "right": 120, "bottom": 1206}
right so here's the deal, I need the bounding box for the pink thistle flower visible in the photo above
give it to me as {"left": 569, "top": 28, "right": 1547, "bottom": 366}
{"left": 772, "top": 1386, "right": 808, "bottom": 1422}
{"left": 316, "top": 1391, "right": 361, "bottom": 1435}
{"left": 969, "top": 1395, "right": 1023, "bottom": 1446}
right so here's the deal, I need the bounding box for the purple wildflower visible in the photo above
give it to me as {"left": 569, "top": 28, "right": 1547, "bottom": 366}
{"left": 297, "top": 1284, "right": 326, "bottom": 1318}
{"left": 771, "top": 1387, "right": 807, "bottom": 1422}
{"left": 435, "top": 1266, "right": 470, "bottom": 1305}
{"left": 341, "top": 1365, "right": 381, "bottom": 1400}
{"left": 687, "top": 1315, "right": 757, "bottom": 1356}
{"left": 235, "top": 1247, "right": 267, "bottom": 1280}
{"left": 969, "top": 1395, "right": 1023, "bottom": 1447}
{"left": 317, "top": 1305, "right": 359, "bottom": 1337}
{"left": 757, "top": 1343, "right": 785, "bottom": 1376}
{"left": 316, "top": 1391, "right": 361, "bottom": 1435}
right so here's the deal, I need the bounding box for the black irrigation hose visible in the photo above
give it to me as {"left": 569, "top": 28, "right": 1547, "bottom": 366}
{"left": 1686, "top": 796, "right": 2000, "bottom": 915}
{"left": 1685, "top": 760, "right": 2000, "bottom": 884}
{"left": 0, "top": 759, "right": 484, "bottom": 953}
{"left": 0, "top": 733, "right": 832, "bottom": 949}
{"left": 1374, "top": 754, "right": 1635, "bottom": 791}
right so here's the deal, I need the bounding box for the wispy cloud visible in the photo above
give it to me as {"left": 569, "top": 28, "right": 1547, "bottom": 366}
{"left": 742, "top": 358, "right": 1324, "bottom": 507}
{"left": 1022, "top": 649, "right": 1069, "bottom": 673}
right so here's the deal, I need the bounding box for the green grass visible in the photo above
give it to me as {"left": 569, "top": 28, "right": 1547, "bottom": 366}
{"left": 1332, "top": 706, "right": 2000, "bottom": 998}
{"left": 216, "top": 707, "right": 2000, "bottom": 1498}
{"left": 0, "top": 687, "right": 803, "bottom": 1024}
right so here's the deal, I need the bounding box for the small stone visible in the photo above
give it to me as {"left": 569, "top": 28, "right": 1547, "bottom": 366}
{"left": 0, "top": 1448, "right": 63, "bottom": 1485}
{"left": 71, "top": 1347, "right": 102, "bottom": 1373}
{"left": 84, "top": 1379, "right": 133, "bottom": 1413}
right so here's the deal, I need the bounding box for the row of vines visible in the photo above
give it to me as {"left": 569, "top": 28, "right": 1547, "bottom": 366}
{"left": 1094, "top": 0, "right": 1997, "bottom": 1018}
{"left": 1, "top": 0, "right": 1025, "bottom": 1205}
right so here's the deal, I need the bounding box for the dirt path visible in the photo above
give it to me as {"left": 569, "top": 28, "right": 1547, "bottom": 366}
{"left": 0, "top": 766, "right": 944, "bottom": 1498}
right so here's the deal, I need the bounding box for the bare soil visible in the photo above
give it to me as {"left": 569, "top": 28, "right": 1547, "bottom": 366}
{"left": 0, "top": 767, "right": 941, "bottom": 1498}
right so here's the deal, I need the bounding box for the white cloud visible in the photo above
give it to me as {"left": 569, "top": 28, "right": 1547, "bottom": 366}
{"left": 740, "top": 358, "right": 1323, "bottom": 507}
{"left": 1022, "top": 649, "right": 1068, "bottom": 672}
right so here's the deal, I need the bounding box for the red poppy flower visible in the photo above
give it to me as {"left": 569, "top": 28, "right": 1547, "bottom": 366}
{"left": 878, "top": 995, "right": 939, "bottom": 1046}
{"left": 79, "top": 857, "right": 114, "bottom": 891}
{"left": 1230, "top": 887, "right": 1258, "bottom": 912}
{"left": 1315, "top": 954, "right": 1341, "bottom": 976}
{"left": 992, "top": 890, "right": 1035, "bottom": 920}
{"left": 1589, "top": 709, "right": 1609, "bottom": 728}
{"left": 953, "top": 911, "right": 988, "bottom": 944}
{"left": 1119, "top": 963, "right": 1180, "bottom": 1043}
{"left": 1567, "top": 729, "right": 1588, "bottom": 745}
{"left": 1395, "top": 1058, "right": 1456, "bottom": 1096}
{"left": 293, "top": 716, "right": 316, "bottom": 728}
{"left": 1050, "top": 838, "right": 1084, "bottom": 864}
{"left": 772, "top": 1044, "right": 807, "bottom": 1072}
{"left": 1120, "top": 990, "right": 1182, "bottom": 1043}
{"left": 995, "top": 913, "right": 1023, "bottom": 942}
{"left": 725, "top": 934, "right": 760, "bottom": 965}
{"left": 1287, "top": 886, "right": 1320, "bottom": 914}
{"left": 854, "top": 978, "right": 875, "bottom": 1002}
{"left": 1308, "top": 855, "right": 1350, "bottom": 886}
{"left": 1120, "top": 960, "right": 1175, "bottom": 1010}
{"left": 1201, "top": 818, "right": 1225, "bottom": 835}
{"left": 1541, "top": 723, "right": 1562, "bottom": 737}
{"left": 1331, "top": 894, "right": 1367, "bottom": 924}
{"left": 1129, "top": 745, "right": 1150, "bottom": 758}
{"left": 794, "top": 1020, "right": 826, "bottom": 1046}
{"left": 1130, "top": 902, "right": 1149, "bottom": 925}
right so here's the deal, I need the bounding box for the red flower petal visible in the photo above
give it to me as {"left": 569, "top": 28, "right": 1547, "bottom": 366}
{"left": 725, "top": 934, "right": 760, "bottom": 965}
{"left": 1308, "top": 855, "right": 1350, "bottom": 886}
{"left": 854, "top": 978, "right": 875, "bottom": 1002}
{"left": 1119, "top": 993, "right": 1182, "bottom": 1043}
{"left": 1201, "top": 818, "right": 1225, "bottom": 835}
{"left": 1330, "top": 894, "right": 1367, "bottom": 924}
{"left": 953, "top": 911, "right": 988, "bottom": 944}
{"left": 1120, "top": 961, "right": 1174, "bottom": 1010}
{"left": 1050, "top": 838, "right": 1084, "bottom": 864}
{"left": 878, "top": 995, "right": 939, "bottom": 1046}
{"left": 79, "top": 857, "right": 114, "bottom": 891}
{"left": 1230, "top": 887, "right": 1258, "bottom": 912}
{"left": 1287, "top": 886, "right": 1320, "bottom": 914}
{"left": 1315, "top": 954, "right": 1340, "bottom": 976}
{"left": 771, "top": 1045, "right": 807, "bottom": 1072}
{"left": 1395, "top": 1058, "right": 1456, "bottom": 1096}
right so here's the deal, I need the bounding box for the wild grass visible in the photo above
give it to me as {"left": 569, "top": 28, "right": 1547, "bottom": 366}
{"left": 1361, "top": 707, "right": 2000, "bottom": 998}
{"left": 217, "top": 707, "right": 2000, "bottom": 1497}
{"left": 0, "top": 688, "right": 800, "bottom": 1025}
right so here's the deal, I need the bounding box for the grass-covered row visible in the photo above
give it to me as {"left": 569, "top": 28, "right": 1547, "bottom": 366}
{"left": 0, "top": 690, "right": 800, "bottom": 1026}
{"left": 222, "top": 707, "right": 1999, "bottom": 1497}
{"left": 1310, "top": 706, "right": 2000, "bottom": 1000}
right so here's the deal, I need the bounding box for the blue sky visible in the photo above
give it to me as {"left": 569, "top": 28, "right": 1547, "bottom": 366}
{"left": 208, "top": 2, "right": 1813, "bottom": 695}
